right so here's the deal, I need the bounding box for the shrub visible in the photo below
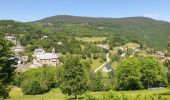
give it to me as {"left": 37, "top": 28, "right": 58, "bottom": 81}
{"left": 15, "top": 67, "right": 62, "bottom": 95}
{"left": 93, "top": 54, "right": 99, "bottom": 59}
{"left": 82, "top": 53, "right": 87, "bottom": 59}
{"left": 85, "top": 94, "right": 96, "bottom": 100}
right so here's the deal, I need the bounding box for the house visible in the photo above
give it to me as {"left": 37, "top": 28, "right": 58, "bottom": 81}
{"left": 97, "top": 44, "right": 109, "bottom": 50}
{"left": 16, "top": 54, "right": 28, "bottom": 64}
{"left": 41, "top": 36, "right": 48, "bottom": 40}
{"left": 33, "top": 48, "right": 59, "bottom": 67}
{"left": 5, "top": 35, "right": 15, "bottom": 41}
{"left": 132, "top": 48, "right": 140, "bottom": 54}
{"left": 103, "top": 65, "right": 112, "bottom": 72}
{"left": 5, "top": 35, "right": 16, "bottom": 44}
{"left": 164, "top": 57, "right": 170, "bottom": 61}
{"left": 57, "top": 42, "right": 63, "bottom": 45}
{"left": 120, "top": 53, "right": 126, "bottom": 59}
{"left": 34, "top": 48, "right": 45, "bottom": 55}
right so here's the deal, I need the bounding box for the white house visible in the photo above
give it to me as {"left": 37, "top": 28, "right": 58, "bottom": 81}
{"left": 5, "top": 35, "right": 16, "bottom": 44}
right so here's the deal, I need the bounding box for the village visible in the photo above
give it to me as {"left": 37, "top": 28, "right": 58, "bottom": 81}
{"left": 1, "top": 1, "right": 170, "bottom": 99}
{"left": 5, "top": 35, "right": 170, "bottom": 73}
{"left": 5, "top": 35, "right": 60, "bottom": 72}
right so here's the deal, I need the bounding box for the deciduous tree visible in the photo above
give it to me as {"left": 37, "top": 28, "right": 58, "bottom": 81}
{"left": 0, "top": 35, "right": 17, "bottom": 99}
{"left": 60, "top": 56, "right": 88, "bottom": 99}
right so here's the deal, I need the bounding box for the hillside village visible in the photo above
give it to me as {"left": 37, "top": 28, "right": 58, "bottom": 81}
{"left": 5, "top": 35, "right": 170, "bottom": 73}
{"left": 5, "top": 35, "right": 60, "bottom": 71}
{"left": 0, "top": 15, "right": 170, "bottom": 100}
{"left": 2, "top": 0, "right": 170, "bottom": 99}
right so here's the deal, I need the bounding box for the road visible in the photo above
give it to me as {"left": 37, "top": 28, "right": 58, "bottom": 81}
{"left": 94, "top": 53, "right": 111, "bottom": 73}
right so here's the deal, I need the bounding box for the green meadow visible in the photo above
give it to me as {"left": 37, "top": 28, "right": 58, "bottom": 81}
{"left": 8, "top": 87, "right": 170, "bottom": 100}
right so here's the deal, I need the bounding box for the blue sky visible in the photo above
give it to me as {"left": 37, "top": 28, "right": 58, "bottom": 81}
{"left": 0, "top": 0, "right": 170, "bottom": 22}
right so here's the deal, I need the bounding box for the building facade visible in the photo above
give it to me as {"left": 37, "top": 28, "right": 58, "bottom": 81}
{"left": 33, "top": 48, "right": 59, "bottom": 67}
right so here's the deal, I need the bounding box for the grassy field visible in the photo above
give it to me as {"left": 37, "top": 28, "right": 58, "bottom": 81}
{"left": 7, "top": 87, "right": 170, "bottom": 100}
{"left": 76, "top": 37, "right": 107, "bottom": 42}
{"left": 8, "top": 87, "right": 65, "bottom": 100}
{"left": 121, "top": 42, "right": 140, "bottom": 48}
{"left": 90, "top": 59, "right": 103, "bottom": 71}
{"left": 109, "top": 42, "right": 140, "bottom": 54}
{"left": 89, "top": 89, "right": 170, "bottom": 100}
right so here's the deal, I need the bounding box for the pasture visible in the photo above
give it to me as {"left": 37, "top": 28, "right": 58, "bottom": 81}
{"left": 76, "top": 37, "right": 107, "bottom": 42}
{"left": 8, "top": 87, "right": 170, "bottom": 100}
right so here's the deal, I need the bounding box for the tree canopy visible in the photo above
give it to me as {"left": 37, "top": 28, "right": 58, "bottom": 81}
{"left": 60, "top": 56, "right": 88, "bottom": 99}
{"left": 116, "top": 57, "right": 168, "bottom": 90}
{"left": 0, "top": 35, "right": 17, "bottom": 99}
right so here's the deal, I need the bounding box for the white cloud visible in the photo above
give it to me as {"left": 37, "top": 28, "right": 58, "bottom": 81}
{"left": 143, "top": 13, "right": 159, "bottom": 18}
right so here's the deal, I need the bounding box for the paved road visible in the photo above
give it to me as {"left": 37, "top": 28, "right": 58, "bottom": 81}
{"left": 94, "top": 53, "right": 111, "bottom": 73}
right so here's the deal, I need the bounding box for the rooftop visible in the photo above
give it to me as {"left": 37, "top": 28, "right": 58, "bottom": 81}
{"left": 38, "top": 53, "right": 58, "bottom": 60}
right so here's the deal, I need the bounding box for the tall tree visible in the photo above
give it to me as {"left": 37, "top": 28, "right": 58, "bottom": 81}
{"left": 116, "top": 57, "right": 168, "bottom": 90}
{"left": 141, "top": 57, "right": 168, "bottom": 89}
{"left": 116, "top": 57, "right": 143, "bottom": 90}
{"left": 91, "top": 71, "right": 104, "bottom": 91}
{"left": 0, "top": 35, "right": 17, "bottom": 99}
{"left": 165, "top": 38, "right": 170, "bottom": 63}
{"left": 60, "top": 56, "right": 88, "bottom": 99}
{"left": 165, "top": 38, "right": 170, "bottom": 83}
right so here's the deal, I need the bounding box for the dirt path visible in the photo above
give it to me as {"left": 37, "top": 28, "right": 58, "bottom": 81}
{"left": 94, "top": 53, "right": 110, "bottom": 73}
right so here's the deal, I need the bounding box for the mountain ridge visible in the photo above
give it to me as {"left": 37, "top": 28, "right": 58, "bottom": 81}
{"left": 36, "top": 15, "right": 170, "bottom": 49}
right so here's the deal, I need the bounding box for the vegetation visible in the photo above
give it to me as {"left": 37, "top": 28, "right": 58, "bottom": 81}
{"left": 1, "top": 16, "right": 170, "bottom": 100}
{"left": 91, "top": 71, "right": 104, "bottom": 91}
{"left": 76, "top": 37, "right": 107, "bottom": 43}
{"left": 0, "top": 35, "right": 17, "bottom": 99}
{"left": 116, "top": 57, "right": 168, "bottom": 90}
{"left": 13, "top": 67, "right": 62, "bottom": 95}
{"left": 165, "top": 38, "right": 170, "bottom": 84}
{"left": 1, "top": 15, "right": 170, "bottom": 49}
{"left": 39, "top": 15, "right": 170, "bottom": 49}
{"left": 60, "top": 56, "right": 89, "bottom": 99}
{"left": 8, "top": 87, "right": 170, "bottom": 100}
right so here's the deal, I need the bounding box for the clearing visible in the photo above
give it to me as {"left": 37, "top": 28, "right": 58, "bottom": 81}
{"left": 76, "top": 37, "right": 107, "bottom": 42}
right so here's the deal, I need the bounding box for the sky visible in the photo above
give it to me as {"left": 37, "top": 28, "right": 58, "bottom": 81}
{"left": 0, "top": 0, "right": 170, "bottom": 22}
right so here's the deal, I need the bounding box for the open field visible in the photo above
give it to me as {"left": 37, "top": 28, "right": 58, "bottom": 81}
{"left": 91, "top": 59, "right": 103, "bottom": 71}
{"left": 8, "top": 87, "right": 65, "bottom": 100}
{"left": 8, "top": 86, "right": 170, "bottom": 100}
{"left": 121, "top": 42, "right": 140, "bottom": 48}
{"left": 76, "top": 37, "right": 107, "bottom": 42}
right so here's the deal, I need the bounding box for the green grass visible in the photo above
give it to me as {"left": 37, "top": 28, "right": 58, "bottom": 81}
{"left": 76, "top": 37, "right": 107, "bottom": 42}
{"left": 91, "top": 59, "right": 103, "bottom": 71}
{"left": 88, "top": 89, "right": 170, "bottom": 100}
{"left": 8, "top": 87, "right": 170, "bottom": 100}
{"left": 121, "top": 42, "right": 140, "bottom": 48}
{"left": 8, "top": 87, "right": 65, "bottom": 100}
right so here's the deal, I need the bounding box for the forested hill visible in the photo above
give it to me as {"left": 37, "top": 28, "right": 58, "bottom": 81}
{"left": 37, "top": 15, "right": 170, "bottom": 49}
{"left": 37, "top": 15, "right": 160, "bottom": 24}
{"left": 0, "top": 15, "right": 170, "bottom": 49}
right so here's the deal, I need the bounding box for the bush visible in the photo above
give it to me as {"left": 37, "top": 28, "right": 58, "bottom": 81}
{"left": 101, "top": 91, "right": 121, "bottom": 100}
{"left": 15, "top": 67, "right": 62, "bottom": 95}
{"left": 82, "top": 53, "right": 86, "bottom": 59}
{"left": 87, "top": 52, "right": 92, "bottom": 58}
{"left": 22, "top": 80, "right": 44, "bottom": 95}
{"left": 90, "top": 71, "right": 104, "bottom": 91}
{"left": 101, "top": 54, "right": 107, "bottom": 61}
{"left": 85, "top": 94, "right": 96, "bottom": 100}
{"left": 93, "top": 54, "right": 99, "bottom": 59}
